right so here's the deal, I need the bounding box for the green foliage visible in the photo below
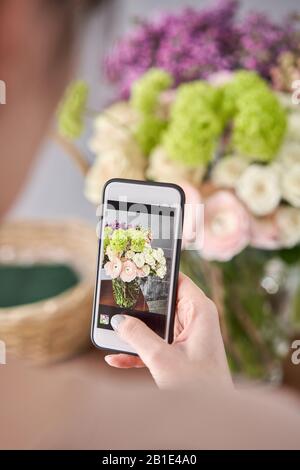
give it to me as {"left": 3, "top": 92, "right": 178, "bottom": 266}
{"left": 276, "top": 244, "right": 300, "bottom": 265}
{"left": 112, "top": 278, "right": 140, "bottom": 308}
{"left": 57, "top": 80, "right": 88, "bottom": 139}
{"left": 163, "top": 81, "right": 222, "bottom": 167}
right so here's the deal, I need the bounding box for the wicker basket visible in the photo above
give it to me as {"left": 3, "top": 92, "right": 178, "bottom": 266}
{"left": 0, "top": 220, "right": 97, "bottom": 364}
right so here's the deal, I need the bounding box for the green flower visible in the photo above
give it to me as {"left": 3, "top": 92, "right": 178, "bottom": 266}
{"left": 104, "top": 226, "right": 113, "bottom": 237}
{"left": 135, "top": 115, "right": 167, "bottom": 155}
{"left": 222, "top": 70, "right": 268, "bottom": 119}
{"left": 232, "top": 87, "right": 287, "bottom": 162}
{"left": 103, "top": 226, "right": 113, "bottom": 253}
{"left": 131, "top": 68, "right": 173, "bottom": 115}
{"left": 57, "top": 80, "right": 88, "bottom": 139}
{"left": 110, "top": 229, "right": 128, "bottom": 253}
{"left": 163, "top": 81, "right": 222, "bottom": 167}
{"left": 130, "top": 231, "right": 146, "bottom": 253}
{"left": 131, "top": 68, "right": 173, "bottom": 155}
{"left": 173, "top": 81, "right": 223, "bottom": 117}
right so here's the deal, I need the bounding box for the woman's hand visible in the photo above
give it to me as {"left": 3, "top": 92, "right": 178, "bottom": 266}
{"left": 105, "top": 273, "right": 232, "bottom": 390}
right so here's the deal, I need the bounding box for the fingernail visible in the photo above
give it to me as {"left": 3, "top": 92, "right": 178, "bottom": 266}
{"left": 111, "top": 314, "right": 126, "bottom": 331}
{"left": 104, "top": 355, "right": 112, "bottom": 364}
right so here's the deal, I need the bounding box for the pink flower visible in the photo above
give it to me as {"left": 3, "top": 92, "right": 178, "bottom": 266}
{"left": 158, "top": 89, "right": 177, "bottom": 119}
{"left": 250, "top": 214, "right": 280, "bottom": 250}
{"left": 180, "top": 181, "right": 204, "bottom": 251}
{"left": 201, "top": 191, "right": 250, "bottom": 261}
{"left": 104, "top": 257, "right": 122, "bottom": 279}
{"left": 120, "top": 260, "right": 137, "bottom": 282}
{"left": 208, "top": 70, "right": 233, "bottom": 87}
{"left": 136, "top": 268, "right": 146, "bottom": 278}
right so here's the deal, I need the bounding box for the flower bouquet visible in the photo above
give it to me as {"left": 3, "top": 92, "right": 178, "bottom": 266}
{"left": 103, "top": 223, "right": 167, "bottom": 308}
{"left": 55, "top": 0, "right": 300, "bottom": 381}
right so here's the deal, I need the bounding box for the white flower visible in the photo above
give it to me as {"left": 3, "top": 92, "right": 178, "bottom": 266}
{"left": 132, "top": 253, "right": 145, "bottom": 268}
{"left": 156, "top": 265, "right": 167, "bottom": 279}
{"left": 276, "top": 92, "right": 296, "bottom": 113}
{"left": 147, "top": 146, "right": 205, "bottom": 186}
{"left": 281, "top": 164, "right": 300, "bottom": 208}
{"left": 286, "top": 111, "right": 300, "bottom": 143}
{"left": 158, "top": 256, "right": 166, "bottom": 266}
{"left": 143, "top": 246, "right": 152, "bottom": 255}
{"left": 125, "top": 250, "right": 134, "bottom": 260}
{"left": 153, "top": 247, "right": 164, "bottom": 262}
{"left": 97, "top": 102, "right": 138, "bottom": 128}
{"left": 84, "top": 147, "right": 146, "bottom": 205}
{"left": 211, "top": 155, "right": 249, "bottom": 189}
{"left": 278, "top": 141, "right": 300, "bottom": 167}
{"left": 144, "top": 253, "right": 156, "bottom": 267}
{"left": 235, "top": 164, "right": 281, "bottom": 216}
{"left": 88, "top": 102, "right": 139, "bottom": 155}
{"left": 142, "top": 264, "right": 150, "bottom": 276}
{"left": 106, "top": 246, "right": 115, "bottom": 261}
{"left": 269, "top": 161, "right": 282, "bottom": 178}
{"left": 275, "top": 206, "right": 300, "bottom": 248}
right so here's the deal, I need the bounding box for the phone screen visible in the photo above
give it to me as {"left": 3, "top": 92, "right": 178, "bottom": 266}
{"left": 97, "top": 199, "right": 178, "bottom": 338}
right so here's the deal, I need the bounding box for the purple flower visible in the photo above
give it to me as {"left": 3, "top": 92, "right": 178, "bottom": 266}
{"left": 104, "top": 0, "right": 300, "bottom": 97}
{"left": 238, "top": 12, "right": 296, "bottom": 79}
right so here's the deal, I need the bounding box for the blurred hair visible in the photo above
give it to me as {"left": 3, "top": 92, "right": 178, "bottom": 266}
{"left": 42, "top": 0, "right": 107, "bottom": 65}
{"left": 48, "top": 0, "right": 106, "bottom": 14}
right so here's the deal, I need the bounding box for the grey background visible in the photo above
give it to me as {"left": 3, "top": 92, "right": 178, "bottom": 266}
{"left": 8, "top": 0, "right": 300, "bottom": 224}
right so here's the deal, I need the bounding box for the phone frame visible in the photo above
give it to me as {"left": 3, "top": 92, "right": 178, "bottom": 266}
{"left": 91, "top": 178, "right": 185, "bottom": 355}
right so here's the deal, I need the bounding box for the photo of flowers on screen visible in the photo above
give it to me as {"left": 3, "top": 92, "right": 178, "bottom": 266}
{"left": 103, "top": 223, "right": 167, "bottom": 309}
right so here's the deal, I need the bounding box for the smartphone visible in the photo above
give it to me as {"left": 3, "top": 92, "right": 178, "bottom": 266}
{"left": 91, "top": 178, "right": 185, "bottom": 355}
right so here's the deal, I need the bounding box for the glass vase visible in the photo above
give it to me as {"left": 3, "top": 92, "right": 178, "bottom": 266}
{"left": 180, "top": 248, "right": 300, "bottom": 382}
{"left": 112, "top": 278, "right": 140, "bottom": 309}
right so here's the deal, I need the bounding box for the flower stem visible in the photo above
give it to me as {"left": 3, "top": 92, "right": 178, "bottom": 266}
{"left": 51, "top": 131, "right": 90, "bottom": 176}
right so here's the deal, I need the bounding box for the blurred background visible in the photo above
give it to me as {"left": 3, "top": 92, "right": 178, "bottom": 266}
{"left": 2, "top": 0, "right": 299, "bottom": 383}
{"left": 8, "top": 0, "right": 300, "bottom": 223}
